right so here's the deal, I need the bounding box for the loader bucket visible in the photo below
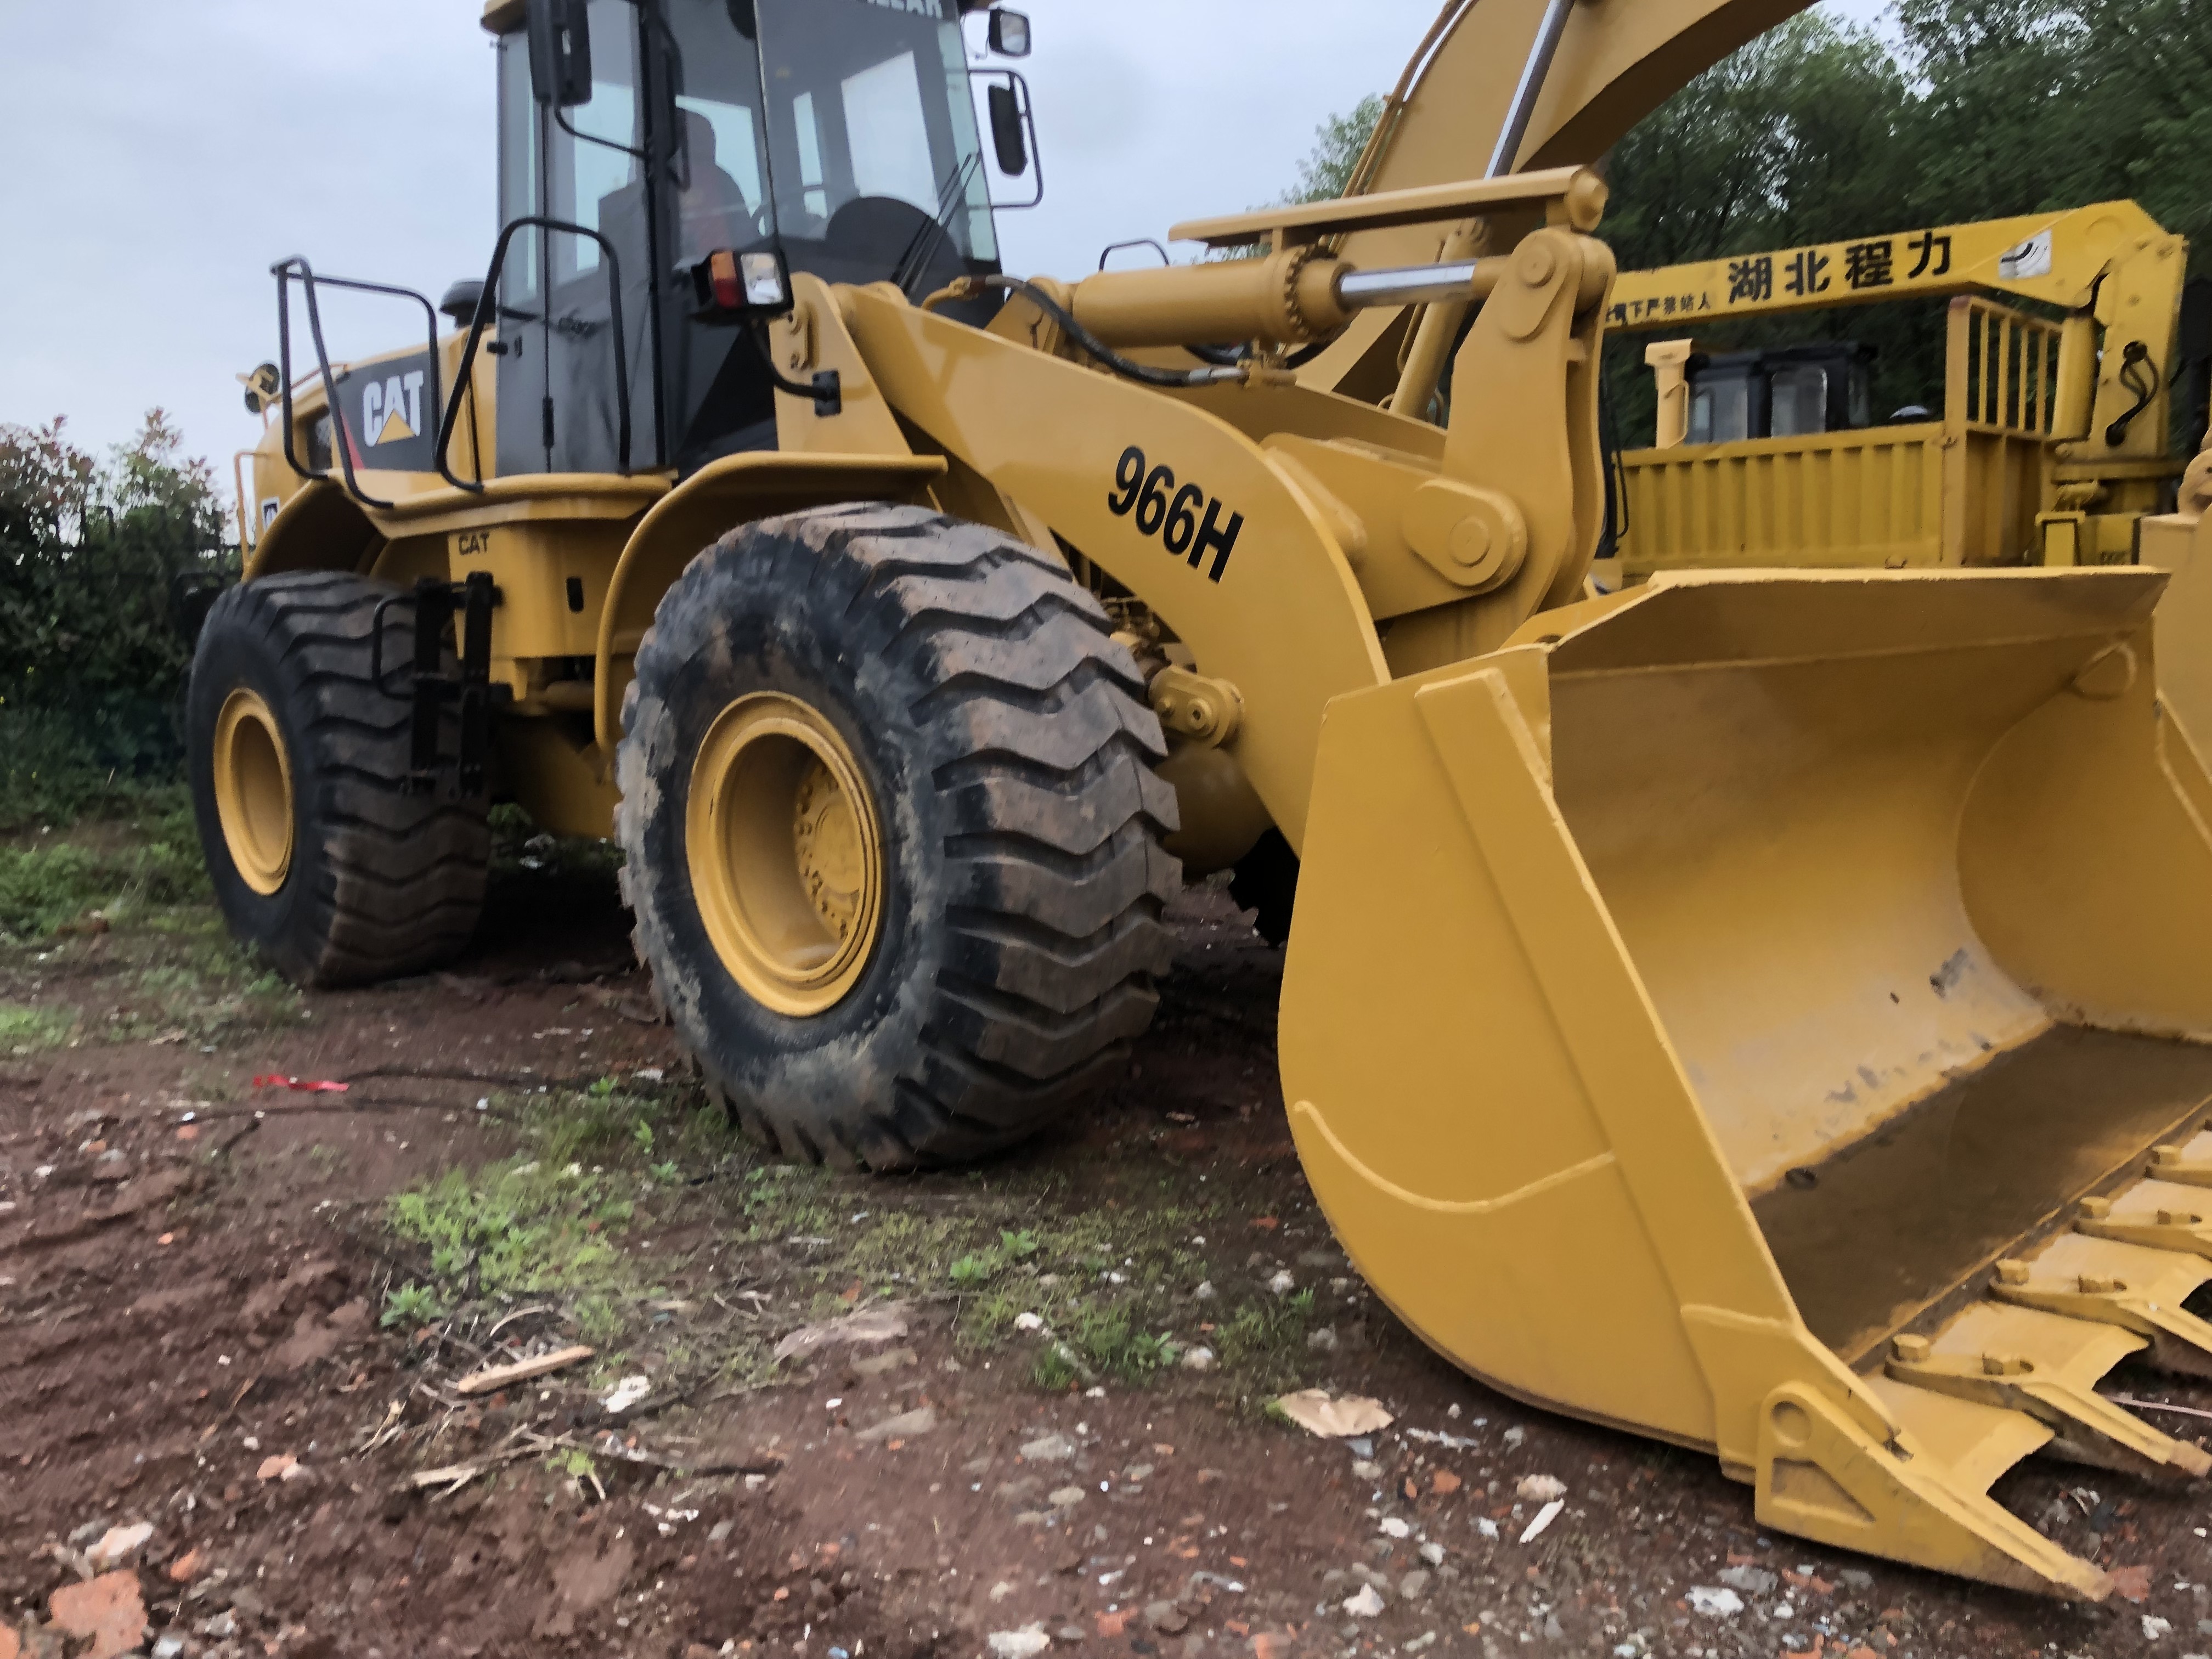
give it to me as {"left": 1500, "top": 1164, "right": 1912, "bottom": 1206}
{"left": 1280, "top": 567, "right": 2212, "bottom": 1597}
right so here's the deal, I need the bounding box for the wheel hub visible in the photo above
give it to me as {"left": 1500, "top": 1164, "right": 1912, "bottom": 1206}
{"left": 212, "top": 686, "right": 295, "bottom": 895}
{"left": 687, "top": 692, "right": 885, "bottom": 1015}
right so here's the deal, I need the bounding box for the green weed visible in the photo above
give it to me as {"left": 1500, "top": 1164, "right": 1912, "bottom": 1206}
{"left": 1217, "top": 1289, "right": 1317, "bottom": 1393}
{"left": 381, "top": 1282, "right": 445, "bottom": 1329}
{"left": 388, "top": 1159, "right": 629, "bottom": 1304}
{"left": 0, "top": 1002, "right": 75, "bottom": 1052}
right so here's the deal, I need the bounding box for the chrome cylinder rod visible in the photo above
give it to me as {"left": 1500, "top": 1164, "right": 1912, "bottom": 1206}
{"left": 1487, "top": 0, "right": 1577, "bottom": 178}
{"left": 1335, "top": 258, "right": 1495, "bottom": 311}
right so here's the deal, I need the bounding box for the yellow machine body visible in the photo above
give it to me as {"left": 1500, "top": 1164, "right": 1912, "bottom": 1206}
{"left": 224, "top": 0, "right": 2212, "bottom": 1597}
{"left": 1604, "top": 201, "right": 2189, "bottom": 583}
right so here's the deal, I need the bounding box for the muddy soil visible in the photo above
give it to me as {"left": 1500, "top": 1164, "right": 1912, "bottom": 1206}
{"left": 3, "top": 825, "right": 2210, "bottom": 1659}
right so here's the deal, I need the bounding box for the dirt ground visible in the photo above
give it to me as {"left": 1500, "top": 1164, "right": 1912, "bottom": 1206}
{"left": 5, "top": 808, "right": 2212, "bottom": 1659}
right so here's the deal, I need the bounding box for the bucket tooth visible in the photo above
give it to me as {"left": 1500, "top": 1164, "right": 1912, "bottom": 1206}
{"left": 2147, "top": 1120, "right": 2212, "bottom": 1187}
{"left": 2076, "top": 1181, "right": 2212, "bottom": 1258}
{"left": 1989, "top": 1233, "right": 2212, "bottom": 1379}
{"left": 1884, "top": 1302, "right": 2210, "bottom": 1480}
{"left": 1767, "top": 1376, "right": 2108, "bottom": 1599}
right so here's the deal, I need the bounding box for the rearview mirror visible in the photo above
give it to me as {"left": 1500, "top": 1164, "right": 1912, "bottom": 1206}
{"left": 239, "top": 362, "right": 281, "bottom": 416}
{"left": 988, "top": 83, "right": 1028, "bottom": 176}
{"left": 527, "top": 0, "right": 594, "bottom": 108}
{"left": 986, "top": 9, "right": 1030, "bottom": 57}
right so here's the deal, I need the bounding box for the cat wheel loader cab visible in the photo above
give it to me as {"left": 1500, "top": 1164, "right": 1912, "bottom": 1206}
{"left": 201, "top": 0, "right": 2212, "bottom": 1600}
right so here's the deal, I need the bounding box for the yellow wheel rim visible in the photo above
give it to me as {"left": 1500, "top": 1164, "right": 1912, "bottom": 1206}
{"left": 686, "top": 692, "right": 885, "bottom": 1016}
{"left": 213, "top": 687, "right": 295, "bottom": 896}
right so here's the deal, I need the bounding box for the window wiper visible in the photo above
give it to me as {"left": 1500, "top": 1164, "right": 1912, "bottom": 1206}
{"left": 893, "top": 152, "right": 981, "bottom": 296}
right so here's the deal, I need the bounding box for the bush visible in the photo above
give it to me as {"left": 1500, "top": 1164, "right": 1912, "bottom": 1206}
{"left": 0, "top": 412, "right": 236, "bottom": 820}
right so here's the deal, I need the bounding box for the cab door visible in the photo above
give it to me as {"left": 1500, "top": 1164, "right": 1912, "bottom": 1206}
{"left": 494, "top": 2, "right": 662, "bottom": 477}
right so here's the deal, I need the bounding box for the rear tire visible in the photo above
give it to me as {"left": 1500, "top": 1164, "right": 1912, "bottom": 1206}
{"left": 617, "top": 503, "right": 1181, "bottom": 1169}
{"left": 187, "top": 572, "right": 489, "bottom": 986}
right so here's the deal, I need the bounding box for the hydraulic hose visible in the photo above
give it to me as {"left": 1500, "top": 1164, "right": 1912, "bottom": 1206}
{"left": 939, "top": 275, "right": 1249, "bottom": 388}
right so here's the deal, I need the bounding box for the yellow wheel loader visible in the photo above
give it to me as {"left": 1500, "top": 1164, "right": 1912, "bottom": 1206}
{"left": 203, "top": 0, "right": 2212, "bottom": 1597}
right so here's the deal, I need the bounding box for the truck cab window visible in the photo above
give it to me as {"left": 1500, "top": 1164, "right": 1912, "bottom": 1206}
{"left": 758, "top": 0, "right": 997, "bottom": 285}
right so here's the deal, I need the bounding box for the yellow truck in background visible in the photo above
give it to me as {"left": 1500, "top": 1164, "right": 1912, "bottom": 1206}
{"left": 1602, "top": 201, "right": 2206, "bottom": 580}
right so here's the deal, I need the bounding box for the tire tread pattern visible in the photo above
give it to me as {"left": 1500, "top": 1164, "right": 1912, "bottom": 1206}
{"left": 618, "top": 503, "right": 1180, "bottom": 1169}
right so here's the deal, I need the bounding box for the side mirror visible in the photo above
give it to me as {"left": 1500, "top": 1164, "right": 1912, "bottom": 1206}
{"left": 986, "top": 8, "right": 1030, "bottom": 57}
{"left": 988, "top": 83, "right": 1028, "bottom": 176}
{"left": 527, "top": 0, "right": 594, "bottom": 108}
{"left": 239, "top": 362, "right": 281, "bottom": 416}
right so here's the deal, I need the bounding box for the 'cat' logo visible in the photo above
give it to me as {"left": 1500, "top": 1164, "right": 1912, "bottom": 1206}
{"left": 362, "top": 371, "right": 427, "bottom": 447}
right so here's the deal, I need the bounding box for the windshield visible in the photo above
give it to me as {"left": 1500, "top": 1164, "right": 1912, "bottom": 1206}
{"left": 755, "top": 0, "right": 997, "bottom": 283}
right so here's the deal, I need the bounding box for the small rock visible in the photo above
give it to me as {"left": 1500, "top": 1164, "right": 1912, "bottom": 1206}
{"left": 1319, "top": 1570, "right": 1350, "bottom": 1596}
{"left": 991, "top": 1581, "right": 1018, "bottom": 1603}
{"left": 1351, "top": 1460, "right": 1381, "bottom": 1481}
{"left": 1145, "top": 1601, "right": 1187, "bottom": 1635}
{"left": 988, "top": 1626, "right": 1052, "bottom": 1659}
{"left": 1014, "top": 1313, "right": 1046, "bottom": 1333}
{"left": 83, "top": 1522, "right": 154, "bottom": 1573}
{"left": 853, "top": 1346, "right": 917, "bottom": 1378}
{"left": 1049, "top": 1486, "right": 1085, "bottom": 1509}
{"left": 52, "top": 1571, "right": 147, "bottom": 1659}
{"left": 1837, "top": 1569, "right": 1874, "bottom": 1590}
{"left": 1342, "top": 1585, "right": 1385, "bottom": 1618}
{"left": 1501, "top": 1426, "right": 1525, "bottom": 1450}
{"left": 1306, "top": 1327, "right": 1338, "bottom": 1352}
{"left": 1179, "top": 1346, "right": 1216, "bottom": 1373}
{"left": 1686, "top": 1587, "right": 1744, "bottom": 1618}
{"left": 1418, "top": 1542, "right": 1444, "bottom": 1567}
{"left": 255, "top": 1454, "right": 297, "bottom": 1482}
{"left": 1056, "top": 1627, "right": 1085, "bottom": 1643}
{"left": 167, "top": 1545, "right": 206, "bottom": 1583}
{"left": 1267, "top": 1271, "right": 1296, "bottom": 1295}
{"left": 601, "top": 1375, "right": 651, "bottom": 1414}
{"left": 1476, "top": 1518, "right": 1500, "bottom": 1540}
{"left": 1378, "top": 1517, "right": 1410, "bottom": 1540}
{"left": 1543, "top": 1615, "right": 1565, "bottom": 1641}
{"left": 1022, "top": 1432, "right": 1077, "bottom": 1462}
{"left": 1716, "top": 1565, "right": 1777, "bottom": 1596}
{"left": 997, "top": 1477, "right": 1044, "bottom": 1503}
{"left": 708, "top": 1520, "right": 735, "bottom": 1543}
{"left": 1399, "top": 1570, "right": 1431, "bottom": 1600}
{"left": 1519, "top": 1499, "right": 1564, "bottom": 1544}
{"left": 1193, "top": 1280, "right": 1216, "bottom": 1301}
{"left": 857, "top": 1406, "right": 936, "bottom": 1443}
{"left": 153, "top": 1639, "right": 187, "bottom": 1659}
{"left": 1514, "top": 1474, "right": 1566, "bottom": 1503}
{"left": 1125, "top": 1463, "right": 1155, "bottom": 1482}
{"left": 2143, "top": 1616, "right": 2172, "bottom": 1641}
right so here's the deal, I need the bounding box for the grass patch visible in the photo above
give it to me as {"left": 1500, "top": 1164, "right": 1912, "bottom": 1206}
{"left": 389, "top": 1158, "right": 634, "bottom": 1305}
{"left": 0, "top": 1002, "right": 77, "bottom": 1053}
{"left": 0, "top": 788, "right": 212, "bottom": 947}
{"left": 1215, "top": 1289, "right": 1317, "bottom": 1396}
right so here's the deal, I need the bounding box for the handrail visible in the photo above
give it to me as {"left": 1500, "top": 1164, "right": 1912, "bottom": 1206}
{"left": 270, "top": 257, "right": 443, "bottom": 512}
{"left": 433, "top": 215, "right": 633, "bottom": 493}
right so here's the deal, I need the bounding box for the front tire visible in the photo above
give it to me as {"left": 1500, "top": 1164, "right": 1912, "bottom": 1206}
{"left": 187, "top": 572, "right": 489, "bottom": 986}
{"left": 617, "top": 503, "right": 1181, "bottom": 1169}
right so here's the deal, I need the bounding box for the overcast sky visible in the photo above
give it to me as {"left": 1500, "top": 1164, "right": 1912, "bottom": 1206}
{"left": 0, "top": 0, "right": 1884, "bottom": 498}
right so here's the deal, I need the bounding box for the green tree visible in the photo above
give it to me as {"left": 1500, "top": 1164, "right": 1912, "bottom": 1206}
{"left": 1282, "top": 94, "right": 1386, "bottom": 205}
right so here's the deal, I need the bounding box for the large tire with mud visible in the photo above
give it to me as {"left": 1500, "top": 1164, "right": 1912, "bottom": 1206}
{"left": 187, "top": 571, "right": 489, "bottom": 986}
{"left": 617, "top": 503, "right": 1181, "bottom": 1169}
